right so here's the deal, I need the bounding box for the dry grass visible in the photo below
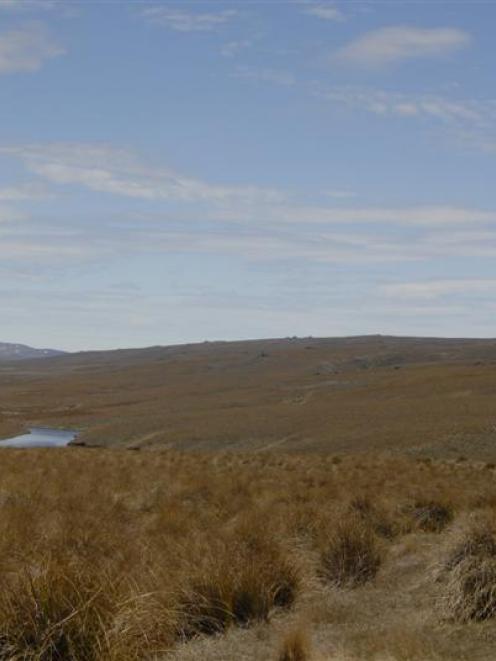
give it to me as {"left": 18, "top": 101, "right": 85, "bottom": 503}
{"left": 319, "top": 518, "right": 382, "bottom": 587}
{"left": 176, "top": 537, "right": 299, "bottom": 638}
{"left": 277, "top": 628, "right": 311, "bottom": 661}
{"left": 441, "top": 520, "right": 496, "bottom": 622}
{"left": 3, "top": 335, "right": 496, "bottom": 460}
{"left": 0, "top": 449, "right": 495, "bottom": 658}
{"left": 3, "top": 338, "right": 496, "bottom": 659}
{"left": 411, "top": 500, "right": 453, "bottom": 533}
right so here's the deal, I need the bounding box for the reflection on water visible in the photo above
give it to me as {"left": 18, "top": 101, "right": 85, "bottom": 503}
{"left": 0, "top": 427, "right": 77, "bottom": 448}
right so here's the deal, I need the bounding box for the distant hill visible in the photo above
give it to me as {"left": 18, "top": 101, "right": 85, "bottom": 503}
{"left": 2, "top": 334, "right": 496, "bottom": 459}
{"left": 0, "top": 342, "right": 65, "bottom": 361}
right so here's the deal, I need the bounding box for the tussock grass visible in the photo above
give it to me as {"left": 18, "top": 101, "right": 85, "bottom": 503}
{"left": 319, "top": 518, "right": 382, "bottom": 588}
{"left": 349, "top": 496, "right": 397, "bottom": 540}
{"left": 0, "top": 560, "right": 119, "bottom": 660}
{"left": 0, "top": 449, "right": 493, "bottom": 658}
{"left": 412, "top": 500, "right": 453, "bottom": 533}
{"left": 442, "top": 522, "right": 496, "bottom": 622}
{"left": 176, "top": 538, "right": 299, "bottom": 638}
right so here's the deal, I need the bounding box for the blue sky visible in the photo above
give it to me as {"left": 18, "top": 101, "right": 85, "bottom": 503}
{"left": 1, "top": 0, "right": 495, "bottom": 351}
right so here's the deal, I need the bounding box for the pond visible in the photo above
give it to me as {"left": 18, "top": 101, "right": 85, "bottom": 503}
{"left": 0, "top": 427, "right": 78, "bottom": 448}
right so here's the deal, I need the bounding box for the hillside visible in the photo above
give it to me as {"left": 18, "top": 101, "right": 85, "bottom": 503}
{"left": 3, "top": 336, "right": 496, "bottom": 660}
{"left": 1, "top": 334, "right": 496, "bottom": 459}
{"left": 0, "top": 342, "right": 65, "bottom": 362}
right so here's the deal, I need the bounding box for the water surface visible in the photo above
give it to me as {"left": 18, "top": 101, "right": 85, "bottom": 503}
{"left": 0, "top": 427, "right": 77, "bottom": 448}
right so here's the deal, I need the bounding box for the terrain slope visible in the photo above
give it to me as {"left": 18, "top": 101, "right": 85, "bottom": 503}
{"left": 0, "top": 342, "right": 64, "bottom": 362}
{"left": 1, "top": 335, "right": 496, "bottom": 459}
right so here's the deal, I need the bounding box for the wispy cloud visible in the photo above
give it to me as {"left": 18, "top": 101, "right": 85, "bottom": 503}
{"left": 382, "top": 279, "right": 496, "bottom": 300}
{"left": 2, "top": 143, "right": 284, "bottom": 205}
{"left": 0, "top": 206, "right": 26, "bottom": 223}
{"left": 3, "top": 201, "right": 496, "bottom": 287}
{"left": 0, "top": 183, "right": 47, "bottom": 201}
{"left": 321, "top": 87, "right": 487, "bottom": 123}
{"left": 220, "top": 40, "right": 252, "bottom": 58}
{"left": 4, "top": 140, "right": 496, "bottom": 279}
{"left": 141, "top": 7, "right": 237, "bottom": 32}
{"left": 5, "top": 144, "right": 496, "bottom": 233}
{"left": 0, "top": 23, "right": 64, "bottom": 73}
{"left": 323, "top": 189, "right": 356, "bottom": 200}
{"left": 0, "top": 0, "right": 57, "bottom": 10}
{"left": 335, "top": 26, "right": 471, "bottom": 68}
{"left": 233, "top": 66, "right": 296, "bottom": 87}
{"left": 0, "top": 0, "right": 79, "bottom": 18}
{"left": 215, "top": 204, "right": 496, "bottom": 227}
{"left": 319, "top": 86, "right": 496, "bottom": 154}
{"left": 304, "top": 3, "right": 345, "bottom": 22}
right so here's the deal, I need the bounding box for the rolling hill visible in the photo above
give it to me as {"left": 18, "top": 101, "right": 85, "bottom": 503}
{"left": 1, "top": 334, "right": 496, "bottom": 459}
{"left": 0, "top": 342, "right": 65, "bottom": 362}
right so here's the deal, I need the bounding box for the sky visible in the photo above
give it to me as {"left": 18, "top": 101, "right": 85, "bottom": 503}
{"left": 0, "top": 0, "right": 495, "bottom": 351}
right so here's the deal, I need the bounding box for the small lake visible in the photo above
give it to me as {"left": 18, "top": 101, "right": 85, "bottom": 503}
{"left": 0, "top": 427, "right": 78, "bottom": 448}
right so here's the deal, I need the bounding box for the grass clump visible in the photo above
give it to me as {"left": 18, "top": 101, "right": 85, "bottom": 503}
{"left": 0, "top": 449, "right": 495, "bottom": 657}
{"left": 0, "top": 561, "right": 115, "bottom": 661}
{"left": 442, "top": 525, "right": 496, "bottom": 622}
{"left": 177, "top": 538, "right": 299, "bottom": 639}
{"left": 349, "top": 496, "right": 397, "bottom": 540}
{"left": 319, "top": 518, "right": 381, "bottom": 588}
{"left": 412, "top": 500, "right": 453, "bottom": 533}
{"left": 0, "top": 558, "right": 176, "bottom": 660}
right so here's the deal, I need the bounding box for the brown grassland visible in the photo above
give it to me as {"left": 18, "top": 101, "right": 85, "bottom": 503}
{"left": 1, "top": 336, "right": 496, "bottom": 659}
{"left": 2, "top": 335, "right": 496, "bottom": 458}
{"left": 1, "top": 449, "right": 496, "bottom": 659}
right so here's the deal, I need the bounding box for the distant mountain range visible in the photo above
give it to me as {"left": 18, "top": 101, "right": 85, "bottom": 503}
{"left": 0, "top": 342, "right": 65, "bottom": 361}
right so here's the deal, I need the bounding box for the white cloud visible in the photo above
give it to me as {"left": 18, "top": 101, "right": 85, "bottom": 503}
{"left": 323, "top": 189, "right": 356, "bottom": 199}
{"left": 457, "top": 129, "right": 496, "bottom": 154}
{"left": 322, "top": 87, "right": 487, "bottom": 124}
{"left": 234, "top": 66, "right": 296, "bottom": 87}
{"left": 319, "top": 86, "right": 496, "bottom": 154}
{"left": 0, "top": 207, "right": 25, "bottom": 223}
{"left": 0, "top": 0, "right": 57, "bottom": 9}
{"left": 0, "top": 183, "right": 47, "bottom": 201}
{"left": 220, "top": 40, "right": 252, "bottom": 58}
{"left": 0, "top": 240, "right": 86, "bottom": 259}
{"left": 141, "top": 7, "right": 237, "bottom": 32}
{"left": 304, "top": 3, "right": 345, "bottom": 22}
{"left": 4, "top": 142, "right": 496, "bottom": 274}
{"left": 5, "top": 144, "right": 496, "bottom": 235}
{"left": 0, "top": 1, "right": 79, "bottom": 18}
{"left": 0, "top": 24, "right": 64, "bottom": 73}
{"left": 2, "top": 143, "right": 284, "bottom": 205}
{"left": 3, "top": 203, "right": 496, "bottom": 273}
{"left": 336, "top": 26, "right": 471, "bottom": 68}
{"left": 383, "top": 280, "right": 496, "bottom": 300}
{"left": 215, "top": 204, "right": 496, "bottom": 227}
{"left": 104, "top": 216, "right": 496, "bottom": 265}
